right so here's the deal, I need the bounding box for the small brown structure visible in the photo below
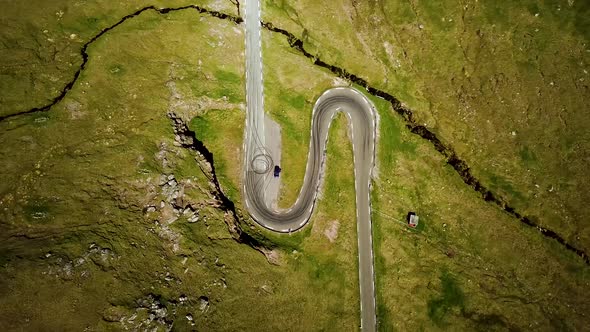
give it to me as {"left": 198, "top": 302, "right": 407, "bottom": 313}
{"left": 407, "top": 212, "right": 419, "bottom": 228}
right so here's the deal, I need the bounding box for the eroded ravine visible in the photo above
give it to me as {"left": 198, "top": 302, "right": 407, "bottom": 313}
{"left": 259, "top": 22, "right": 589, "bottom": 266}
{"left": 167, "top": 111, "right": 264, "bottom": 249}
{"left": 0, "top": 5, "right": 243, "bottom": 122}
{"left": 0, "top": 2, "right": 585, "bottom": 269}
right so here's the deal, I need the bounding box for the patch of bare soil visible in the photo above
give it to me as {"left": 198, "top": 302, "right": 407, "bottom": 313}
{"left": 324, "top": 220, "right": 340, "bottom": 243}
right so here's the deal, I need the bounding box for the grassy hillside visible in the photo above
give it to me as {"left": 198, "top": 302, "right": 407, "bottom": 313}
{"left": 1, "top": 0, "right": 589, "bottom": 331}
{"left": 262, "top": 0, "right": 590, "bottom": 254}
{"left": 260, "top": 0, "right": 590, "bottom": 330}
{"left": 0, "top": 3, "right": 358, "bottom": 330}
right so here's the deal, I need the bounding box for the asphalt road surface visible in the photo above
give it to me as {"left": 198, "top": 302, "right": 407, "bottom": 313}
{"left": 242, "top": 1, "right": 377, "bottom": 331}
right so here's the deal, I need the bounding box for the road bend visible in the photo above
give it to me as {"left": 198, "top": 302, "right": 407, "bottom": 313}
{"left": 242, "top": 0, "right": 377, "bottom": 331}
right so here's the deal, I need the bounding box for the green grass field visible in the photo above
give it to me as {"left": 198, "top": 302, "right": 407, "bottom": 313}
{"left": 262, "top": 0, "right": 590, "bottom": 254}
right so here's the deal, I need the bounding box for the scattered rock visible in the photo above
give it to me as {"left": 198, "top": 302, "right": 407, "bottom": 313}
{"left": 198, "top": 296, "right": 209, "bottom": 312}
{"left": 123, "top": 294, "right": 174, "bottom": 330}
{"left": 324, "top": 220, "right": 340, "bottom": 243}
{"left": 332, "top": 77, "right": 350, "bottom": 87}
{"left": 44, "top": 243, "right": 117, "bottom": 278}
{"left": 155, "top": 142, "right": 172, "bottom": 169}
{"left": 74, "top": 257, "right": 85, "bottom": 267}
{"left": 258, "top": 248, "right": 282, "bottom": 266}
{"left": 166, "top": 79, "right": 240, "bottom": 121}
{"left": 65, "top": 100, "right": 84, "bottom": 119}
{"left": 157, "top": 224, "right": 181, "bottom": 253}
{"left": 102, "top": 306, "right": 130, "bottom": 322}
{"left": 261, "top": 284, "right": 273, "bottom": 294}
{"left": 62, "top": 262, "right": 73, "bottom": 280}
{"left": 159, "top": 175, "right": 168, "bottom": 185}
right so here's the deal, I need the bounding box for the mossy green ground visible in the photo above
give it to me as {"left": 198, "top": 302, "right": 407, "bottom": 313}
{"left": 263, "top": 0, "right": 590, "bottom": 253}
{"left": 0, "top": 0, "right": 238, "bottom": 119}
{"left": 0, "top": 3, "right": 357, "bottom": 331}
{"left": 260, "top": 1, "right": 590, "bottom": 329}
{"left": 1, "top": 0, "right": 590, "bottom": 331}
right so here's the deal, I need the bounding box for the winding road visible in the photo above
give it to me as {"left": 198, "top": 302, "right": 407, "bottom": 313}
{"left": 242, "top": 1, "right": 377, "bottom": 331}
